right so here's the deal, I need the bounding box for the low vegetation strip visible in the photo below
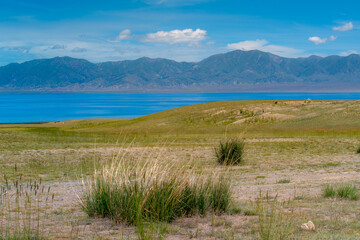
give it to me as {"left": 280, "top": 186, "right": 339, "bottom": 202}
{"left": 80, "top": 155, "right": 231, "bottom": 225}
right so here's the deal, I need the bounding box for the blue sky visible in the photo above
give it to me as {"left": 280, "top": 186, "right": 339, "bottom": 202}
{"left": 0, "top": 0, "right": 359, "bottom": 66}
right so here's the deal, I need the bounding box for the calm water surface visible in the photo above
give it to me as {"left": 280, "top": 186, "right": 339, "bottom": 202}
{"left": 0, "top": 92, "right": 359, "bottom": 123}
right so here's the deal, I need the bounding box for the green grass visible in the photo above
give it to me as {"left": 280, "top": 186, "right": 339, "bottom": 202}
{"left": 0, "top": 128, "right": 357, "bottom": 182}
{"left": 323, "top": 184, "right": 358, "bottom": 200}
{"left": 81, "top": 155, "right": 231, "bottom": 226}
{"left": 336, "top": 184, "right": 359, "bottom": 200}
{"left": 215, "top": 138, "right": 245, "bottom": 165}
{"left": 276, "top": 179, "right": 290, "bottom": 184}
{"left": 323, "top": 184, "right": 336, "bottom": 198}
{"left": 0, "top": 231, "right": 44, "bottom": 240}
{"left": 2, "top": 100, "right": 360, "bottom": 140}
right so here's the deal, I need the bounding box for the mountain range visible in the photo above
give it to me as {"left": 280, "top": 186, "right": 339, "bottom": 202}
{"left": 1, "top": 50, "right": 360, "bottom": 92}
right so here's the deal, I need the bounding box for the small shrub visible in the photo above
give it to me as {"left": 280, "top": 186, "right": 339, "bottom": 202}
{"left": 336, "top": 184, "right": 358, "bottom": 200}
{"left": 323, "top": 184, "right": 336, "bottom": 198}
{"left": 215, "top": 138, "right": 245, "bottom": 165}
{"left": 356, "top": 147, "right": 360, "bottom": 154}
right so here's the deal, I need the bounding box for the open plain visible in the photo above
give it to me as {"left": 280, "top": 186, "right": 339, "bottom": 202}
{"left": 1, "top": 100, "right": 360, "bottom": 239}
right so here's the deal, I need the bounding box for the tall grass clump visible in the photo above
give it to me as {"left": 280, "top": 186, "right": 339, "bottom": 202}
{"left": 336, "top": 184, "right": 358, "bottom": 200}
{"left": 80, "top": 156, "right": 231, "bottom": 226}
{"left": 323, "top": 184, "right": 358, "bottom": 200}
{"left": 215, "top": 138, "right": 245, "bottom": 165}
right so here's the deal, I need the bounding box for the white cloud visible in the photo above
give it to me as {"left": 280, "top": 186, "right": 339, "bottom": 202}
{"left": 340, "top": 50, "right": 358, "bottom": 56}
{"left": 308, "top": 36, "right": 327, "bottom": 45}
{"left": 142, "top": 28, "right": 207, "bottom": 45}
{"left": 112, "top": 29, "right": 132, "bottom": 42}
{"left": 227, "top": 39, "right": 301, "bottom": 57}
{"left": 228, "top": 39, "right": 268, "bottom": 51}
{"left": 308, "top": 35, "right": 337, "bottom": 45}
{"left": 333, "top": 22, "right": 353, "bottom": 31}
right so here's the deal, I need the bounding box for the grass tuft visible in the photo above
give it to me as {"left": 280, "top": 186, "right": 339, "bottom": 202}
{"left": 336, "top": 185, "right": 358, "bottom": 200}
{"left": 323, "top": 184, "right": 358, "bottom": 200}
{"left": 323, "top": 184, "right": 336, "bottom": 198}
{"left": 356, "top": 146, "right": 360, "bottom": 154}
{"left": 81, "top": 154, "right": 231, "bottom": 226}
{"left": 276, "top": 179, "right": 290, "bottom": 184}
{"left": 215, "top": 138, "right": 245, "bottom": 165}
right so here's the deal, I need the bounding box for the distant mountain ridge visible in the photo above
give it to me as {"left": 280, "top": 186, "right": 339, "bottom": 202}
{"left": 1, "top": 50, "right": 360, "bottom": 92}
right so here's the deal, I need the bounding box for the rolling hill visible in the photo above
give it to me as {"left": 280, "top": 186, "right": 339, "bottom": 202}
{"left": 3, "top": 100, "right": 360, "bottom": 138}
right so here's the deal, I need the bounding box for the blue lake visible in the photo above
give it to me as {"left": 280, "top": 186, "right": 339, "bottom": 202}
{"left": 0, "top": 92, "right": 359, "bottom": 123}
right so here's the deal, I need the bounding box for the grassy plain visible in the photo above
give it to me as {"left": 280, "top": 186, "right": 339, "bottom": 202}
{"left": 0, "top": 100, "right": 360, "bottom": 239}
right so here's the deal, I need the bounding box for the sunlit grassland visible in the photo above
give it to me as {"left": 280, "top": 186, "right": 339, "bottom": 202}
{"left": 0, "top": 100, "right": 359, "bottom": 182}
{"left": 2, "top": 100, "right": 360, "bottom": 139}
{"left": 0, "top": 100, "right": 359, "bottom": 239}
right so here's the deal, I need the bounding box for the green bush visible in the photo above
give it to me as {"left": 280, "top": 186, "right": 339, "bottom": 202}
{"left": 81, "top": 158, "right": 231, "bottom": 226}
{"left": 215, "top": 138, "right": 245, "bottom": 165}
{"left": 356, "top": 146, "right": 360, "bottom": 154}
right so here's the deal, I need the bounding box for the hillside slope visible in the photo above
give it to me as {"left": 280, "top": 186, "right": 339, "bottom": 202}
{"left": 4, "top": 100, "right": 359, "bottom": 138}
